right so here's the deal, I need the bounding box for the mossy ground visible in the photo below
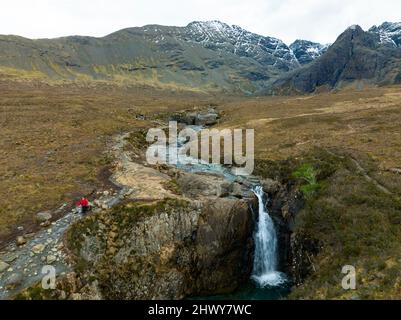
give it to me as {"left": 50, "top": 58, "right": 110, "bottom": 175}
{"left": 258, "top": 148, "right": 401, "bottom": 299}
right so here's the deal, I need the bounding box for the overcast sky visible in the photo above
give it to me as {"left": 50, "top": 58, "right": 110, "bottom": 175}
{"left": 1, "top": 0, "right": 400, "bottom": 44}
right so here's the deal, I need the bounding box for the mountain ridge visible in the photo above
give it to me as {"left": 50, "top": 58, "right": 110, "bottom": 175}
{"left": 1, "top": 20, "right": 401, "bottom": 94}
{"left": 271, "top": 23, "right": 401, "bottom": 93}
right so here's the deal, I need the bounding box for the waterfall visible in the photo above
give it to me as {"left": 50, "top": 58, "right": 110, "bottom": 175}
{"left": 252, "top": 186, "right": 286, "bottom": 287}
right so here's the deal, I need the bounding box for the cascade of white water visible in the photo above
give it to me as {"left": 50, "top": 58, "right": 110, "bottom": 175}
{"left": 252, "top": 186, "right": 286, "bottom": 287}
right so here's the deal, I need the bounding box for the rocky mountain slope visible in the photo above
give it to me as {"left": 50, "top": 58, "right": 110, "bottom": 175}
{"left": 290, "top": 40, "right": 329, "bottom": 65}
{"left": 1, "top": 20, "right": 401, "bottom": 94}
{"left": 0, "top": 21, "right": 301, "bottom": 93}
{"left": 271, "top": 25, "right": 401, "bottom": 93}
{"left": 369, "top": 22, "right": 401, "bottom": 47}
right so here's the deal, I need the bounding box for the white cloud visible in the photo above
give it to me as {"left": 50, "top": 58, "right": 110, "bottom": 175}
{"left": 0, "top": 0, "right": 400, "bottom": 44}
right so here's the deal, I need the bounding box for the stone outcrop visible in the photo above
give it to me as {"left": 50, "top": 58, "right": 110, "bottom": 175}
{"left": 176, "top": 172, "right": 254, "bottom": 199}
{"left": 36, "top": 211, "right": 52, "bottom": 223}
{"left": 65, "top": 195, "right": 256, "bottom": 300}
{"left": 170, "top": 109, "right": 220, "bottom": 126}
{"left": 264, "top": 178, "right": 320, "bottom": 286}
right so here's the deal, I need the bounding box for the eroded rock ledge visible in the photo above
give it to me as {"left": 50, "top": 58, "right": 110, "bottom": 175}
{"left": 65, "top": 194, "right": 255, "bottom": 300}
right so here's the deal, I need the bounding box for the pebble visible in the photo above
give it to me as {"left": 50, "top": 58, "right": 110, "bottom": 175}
{"left": 32, "top": 244, "right": 45, "bottom": 254}
{"left": 16, "top": 236, "right": 27, "bottom": 246}
{"left": 6, "top": 273, "right": 22, "bottom": 288}
{"left": 46, "top": 255, "right": 57, "bottom": 264}
{"left": 4, "top": 253, "right": 18, "bottom": 263}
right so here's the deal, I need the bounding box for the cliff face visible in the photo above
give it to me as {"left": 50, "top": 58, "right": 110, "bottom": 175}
{"left": 65, "top": 181, "right": 256, "bottom": 299}
{"left": 272, "top": 25, "right": 401, "bottom": 93}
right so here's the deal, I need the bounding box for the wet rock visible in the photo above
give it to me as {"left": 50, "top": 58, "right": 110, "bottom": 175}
{"left": 16, "top": 236, "right": 27, "bottom": 246}
{"left": 231, "top": 183, "right": 245, "bottom": 198}
{"left": 40, "top": 221, "right": 52, "bottom": 228}
{"left": 0, "top": 260, "right": 10, "bottom": 273}
{"left": 261, "top": 178, "right": 281, "bottom": 194}
{"left": 32, "top": 244, "right": 45, "bottom": 254}
{"left": 36, "top": 211, "right": 52, "bottom": 223}
{"left": 195, "top": 113, "right": 219, "bottom": 126}
{"left": 217, "top": 182, "right": 232, "bottom": 197}
{"left": 170, "top": 112, "right": 197, "bottom": 125}
{"left": 176, "top": 172, "right": 223, "bottom": 197}
{"left": 3, "top": 253, "right": 18, "bottom": 263}
{"left": 5, "top": 273, "right": 22, "bottom": 289}
{"left": 46, "top": 255, "right": 57, "bottom": 264}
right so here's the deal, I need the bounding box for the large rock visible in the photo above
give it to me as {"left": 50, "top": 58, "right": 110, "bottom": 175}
{"left": 171, "top": 111, "right": 220, "bottom": 126}
{"left": 261, "top": 178, "right": 281, "bottom": 194}
{"left": 16, "top": 236, "right": 27, "bottom": 246}
{"left": 46, "top": 255, "right": 57, "bottom": 264}
{"left": 36, "top": 211, "right": 52, "bottom": 223}
{"left": 32, "top": 244, "right": 45, "bottom": 254}
{"left": 66, "top": 196, "right": 256, "bottom": 300}
{"left": 176, "top": 172, "right": 254, "bottom": 200}
{"left": 5, "top": 273, "right": 22, "bottom": 289}
{"left": 195, "top": 113, "right": 219, "bottom": 126}
{"left": 171, "top": 112, "right": 198, "bottom": 125}
{"left": 176, "top": 172, "right": 224, "bottom": 198}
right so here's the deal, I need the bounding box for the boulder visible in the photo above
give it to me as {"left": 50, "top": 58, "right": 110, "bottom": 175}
{"left": 36, "top": 211, "right": 52, "bottom": 223}
{"left": 46, "top": 255, "right": 57, "bottom": 264}
{"left": 261, "top": 178, "right": 281, "bottom": 194}
{"left": 32, "top": 244, "right": 45, "bottom": 254}
{"left": 16, "top": 236, "right": 27, "bottom": 246}
{"left": 5, "top": 273, "right": 22, "bottom": 289}
{"left": 176, "top": 172, "right": 224, "bottom": 198}
{"left": 170, "top": 112, "right": 197, "bottom": 125}
{"left": 195, "top": 113, "right": 219, "bottom": 126}
{"left": 217, "top": 182, "right": 232, "bottom": 197}
{"left": 229, "top": 183, "right": 254, "bottom": 199}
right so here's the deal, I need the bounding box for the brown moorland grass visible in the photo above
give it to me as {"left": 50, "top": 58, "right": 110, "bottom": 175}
{"left": 1, "top": 77, "right": 400, "bottom": 299}
{"left": 0, "top": 79, "right": 220, "bottom": 245}
{"left": 218, "top": 85, "right": 401, "bottom": 299}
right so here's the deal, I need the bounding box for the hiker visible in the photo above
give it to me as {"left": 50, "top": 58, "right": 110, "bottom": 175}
{"left": 76, "top": 197, "right": 90, "bottom": 215}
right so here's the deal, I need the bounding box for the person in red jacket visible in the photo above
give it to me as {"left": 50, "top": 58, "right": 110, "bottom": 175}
{"left": 77, "top": 197, "right": 90, "bottom": 215}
